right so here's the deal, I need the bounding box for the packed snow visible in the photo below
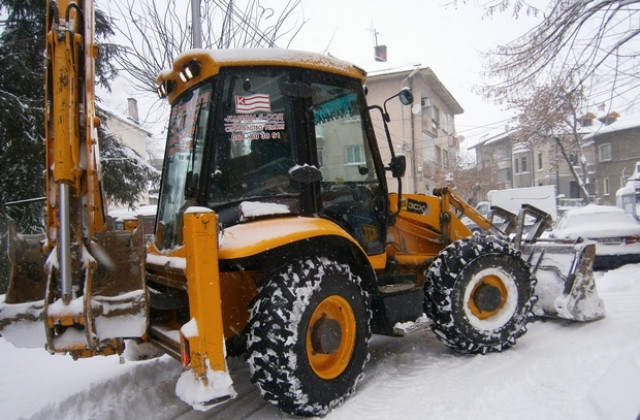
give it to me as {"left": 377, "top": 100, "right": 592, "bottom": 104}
{"left": 2, "top": 264, "right": 640, "bottom": 420}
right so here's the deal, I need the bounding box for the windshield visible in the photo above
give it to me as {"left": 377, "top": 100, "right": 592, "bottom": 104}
{"left": 206, "top": 68, "right": 298, "bottom": 206}
{"left": 156, "top": 82, "right": 212, "bottom": 250}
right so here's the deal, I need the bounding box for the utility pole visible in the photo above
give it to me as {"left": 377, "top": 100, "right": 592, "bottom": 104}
{"left": 191, "top": 0, "right": 202, "bottom": 48}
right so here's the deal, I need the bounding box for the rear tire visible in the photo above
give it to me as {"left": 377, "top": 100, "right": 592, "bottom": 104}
{"left": 424, "top": 235, "right": 536, "bottom": 354}
{"left": 246, "top": 257, "right": 371, "bottom": 417}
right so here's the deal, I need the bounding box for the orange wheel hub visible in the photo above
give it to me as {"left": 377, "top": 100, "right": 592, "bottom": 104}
{"left": 306, "top": 295, "right": 356, "bottom": 380}
{"left": 468, "top": 274, "right": 508, "bottom": 320}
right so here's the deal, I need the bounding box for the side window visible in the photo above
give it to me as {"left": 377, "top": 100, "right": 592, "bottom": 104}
{"left": 311, "top": 81, "right": 386, "bottom": 254}
{"left": 312, "top": 90, "right": 375, "bottom": 184}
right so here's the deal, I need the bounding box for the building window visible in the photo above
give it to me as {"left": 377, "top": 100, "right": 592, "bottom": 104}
{"left": 442, "top": 149, "right": 449, "bottom": 169}
{"left": 599, "top": 143, "right": 612, "bottom": 162}
{"left": 494, "top": 147, "right": 508, "bottom": 161}
{"left": 538, "top": 153, "right": 543, "bottom": 170}
{"left": 496, "top": 168, "right": 510, "bottom": 183}
{"left": 603, "top": 177, "right": 610, "bottom": 196}
{"left": 432, "top": 105, "right": 440, "bottom": 131}
{"left": 514, "top": 156, "right": 529, "bottom": 174}
{"left": 345, "top": 145, "right": 365, "bottom": 164}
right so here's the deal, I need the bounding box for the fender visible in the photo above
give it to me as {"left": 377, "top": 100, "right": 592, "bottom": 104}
{"left": 219, "top": 216, "right": 382, "bottom": 265}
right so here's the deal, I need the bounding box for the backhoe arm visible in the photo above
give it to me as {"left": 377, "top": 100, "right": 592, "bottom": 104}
{"left": 433, "top": 187, "right": 493, "bottom": 243}
{"left": 0, "top": 0, "right": 148, "bottom": 357}
{"left": 45, "top": 0, "right": 104, "bottom": 301}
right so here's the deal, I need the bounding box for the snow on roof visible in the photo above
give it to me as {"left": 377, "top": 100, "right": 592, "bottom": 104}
{"left": 364, "top": 61, "right": 423, "bottom": 77}
{"left": 580, "top": 115, "right": 640, "bottom": 140}
{"left": 469, "top": 128, "right": 518, "bottom": 149}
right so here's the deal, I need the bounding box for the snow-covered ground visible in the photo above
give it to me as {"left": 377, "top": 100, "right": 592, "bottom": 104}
{"left": 2, "top": 264, "right": 640, "bottom": 420}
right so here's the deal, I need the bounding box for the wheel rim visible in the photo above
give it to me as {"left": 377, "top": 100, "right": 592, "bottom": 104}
{"left": 463, "top": 267, "right": 518, "bottom": 330}
{"left": 306, "top": 295, "right": 357, "bottom": 380}
{"left": 468, "top": 274, "right": 508, "bottom": 320}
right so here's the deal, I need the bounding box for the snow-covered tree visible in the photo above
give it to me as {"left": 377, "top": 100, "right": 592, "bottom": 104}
{"left": 0, "top": 1, "right": 153, "bottom": 292}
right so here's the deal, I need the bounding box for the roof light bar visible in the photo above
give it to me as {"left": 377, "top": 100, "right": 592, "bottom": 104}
{"left": 178, "top": 60, "right": 201, "bottom": 83}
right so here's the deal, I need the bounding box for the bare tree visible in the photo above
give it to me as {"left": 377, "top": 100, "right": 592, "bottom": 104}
{"left": 512, "top": 75, "right": 593, "bottom": 199}
{"left": 479, "top": 0, "right": 640, "bottom": 110}
{"left": 106, "top": 0, "right": 306, "bottom": 96}
{"left": 451, "top": 0, "right": 639, "bottom": 201}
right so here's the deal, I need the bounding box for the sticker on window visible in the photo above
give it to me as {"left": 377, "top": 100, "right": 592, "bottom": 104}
{"left": 224, "top": 112, "right": 285, "bottom": 141}
{"left": 235, "top": 93, "right": 271, "bottom": 114}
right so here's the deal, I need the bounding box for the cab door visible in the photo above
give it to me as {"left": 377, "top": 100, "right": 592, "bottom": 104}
{"left": 306, "top": 76, "right": 389, "bottom": 255}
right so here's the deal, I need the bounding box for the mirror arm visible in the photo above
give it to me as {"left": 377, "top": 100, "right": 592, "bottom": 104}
{"left": 367, "top": 104, "right": 396, "bottom": 160}
{"left": 367, "top": 104, "right": 404, "bottom": 219}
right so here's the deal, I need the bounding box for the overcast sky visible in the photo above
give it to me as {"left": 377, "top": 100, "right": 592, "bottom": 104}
{"left": 103, "top": 0, "right": 545, "bottom": 149}
{"left": 290, "top": 0, "right": 543, "bottom": 147}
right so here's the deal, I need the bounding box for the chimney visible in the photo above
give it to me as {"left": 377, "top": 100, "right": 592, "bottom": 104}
{"left": 598, "top": 111, "right": 620, "bottom": 126}
{"left": 374, "top": 45, "right": 387, "bottom": 62}
{"left": 127, "top": 98, "right": 139, "bottom": 124}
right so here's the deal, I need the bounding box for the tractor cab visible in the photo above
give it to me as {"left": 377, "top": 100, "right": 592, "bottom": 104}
{"left": 155, "top": 61, "right": 390, "bottom": 254}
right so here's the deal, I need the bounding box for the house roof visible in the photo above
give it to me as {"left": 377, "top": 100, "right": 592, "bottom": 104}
{"left": 97, "top": 104, "right": 153, "bottom": 137}
{"left": 364, "top": 63, "right": 464, "bottom": 115}
{"left": 468, "top": 129, "right": 517, "bottom": 149}
{"left": 581, "top": 117, "right": 640, "bottom": 140}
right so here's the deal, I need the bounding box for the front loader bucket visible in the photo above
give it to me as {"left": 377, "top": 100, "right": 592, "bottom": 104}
{"left": 0, "top": 222, "right": 149, "bottom": 356}
{"left": 523, "top": 240, "right": 605, "bottom": 321}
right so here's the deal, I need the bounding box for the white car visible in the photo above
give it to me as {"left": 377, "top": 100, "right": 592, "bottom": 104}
{"left": 547, "top": 204, "right": 640, "bottom": 270}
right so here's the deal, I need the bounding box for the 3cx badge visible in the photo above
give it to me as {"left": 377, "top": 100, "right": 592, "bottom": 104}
{"left": 406, "top": 198, "right": 429, "bottom": 215}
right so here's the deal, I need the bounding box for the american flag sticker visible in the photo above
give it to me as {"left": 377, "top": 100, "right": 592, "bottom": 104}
{"left": 235, "top": 93, "right": 271, "bottom": 114}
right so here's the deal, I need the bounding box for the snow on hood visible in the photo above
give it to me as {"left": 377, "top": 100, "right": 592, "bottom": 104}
{"left": 239, "top": 201, "right": 290, "bottom": 220}
{"left": 552, "top": 204, "right": 640, "bottom": 238}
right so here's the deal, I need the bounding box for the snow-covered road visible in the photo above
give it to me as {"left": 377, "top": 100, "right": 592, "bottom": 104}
{"left": 2, "top": 265, "right": 640, "bottom": 420}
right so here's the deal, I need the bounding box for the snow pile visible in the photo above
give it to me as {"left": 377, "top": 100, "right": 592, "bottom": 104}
{"left": 175, "top": 363, "right": 236, "bottom": 412}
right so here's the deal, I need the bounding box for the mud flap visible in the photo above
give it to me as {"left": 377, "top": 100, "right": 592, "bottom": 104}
{"left": 523, "top": 241, "right": 605, "bottom": 321}
{"left": 0, "top": 221, "right": 149, "bottom": 355}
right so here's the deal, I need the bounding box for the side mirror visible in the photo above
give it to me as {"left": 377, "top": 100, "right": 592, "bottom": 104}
{"left": 290, "top": 164, "right": 323, "bottom": 184}
{"left": 398, "top": 87, "right": 413, "bottom": 105}
{"left": 389, "top": 155, "right": 406, "bottom": 178}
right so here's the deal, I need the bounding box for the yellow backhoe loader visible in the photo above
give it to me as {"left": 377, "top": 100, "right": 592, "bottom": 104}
{"left": 0, "top": 1, "right": 604, "bottom": 417}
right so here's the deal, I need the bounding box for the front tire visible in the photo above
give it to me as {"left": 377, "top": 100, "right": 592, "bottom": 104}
{"left": 424, "top": 235, "right": 536, "bottom": 354}
{"left": 246, "top": 257, "right": 371, "bottom": 417}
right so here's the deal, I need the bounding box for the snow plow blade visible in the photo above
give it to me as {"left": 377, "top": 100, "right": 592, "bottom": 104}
{"left": 0, "top": 221, "right": 149, "bottom": 356}
{"left": 523, "top": 240, "right": 605, "bottom": 321}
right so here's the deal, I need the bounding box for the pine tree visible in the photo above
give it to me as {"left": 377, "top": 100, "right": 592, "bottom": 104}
{"left": 0, "top": 1, "right": 154, "bottom": 292}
